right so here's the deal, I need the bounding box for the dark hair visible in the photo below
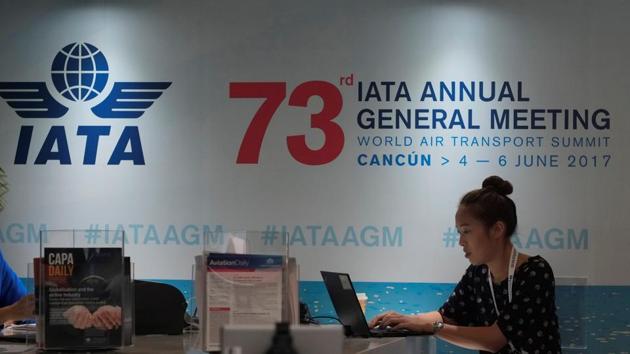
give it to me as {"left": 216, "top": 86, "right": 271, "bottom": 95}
{"left": 459, "top": 176, "right": 517, "bottom": 237}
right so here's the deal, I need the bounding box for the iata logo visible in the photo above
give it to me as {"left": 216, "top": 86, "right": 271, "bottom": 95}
{"left": 0, "top": 42, "right": 171, "bottom": 165}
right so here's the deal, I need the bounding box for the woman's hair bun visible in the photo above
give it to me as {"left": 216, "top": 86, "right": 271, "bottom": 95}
{"left": 482, "top": 175, "right": 513, "bottom": 196}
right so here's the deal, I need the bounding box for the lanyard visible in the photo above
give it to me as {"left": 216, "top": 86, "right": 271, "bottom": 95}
{"left": 487, "top": 246, "right": 518, "bottom": 316}
{"left": 488, "top": 247, "right": 519, "bottom": 353}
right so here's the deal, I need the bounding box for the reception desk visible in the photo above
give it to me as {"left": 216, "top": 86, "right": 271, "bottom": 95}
{"left": 2, "top": 333, "right": 436, "bottom": 354}
{"left": 343, "top": 336, "right": 435, "bottom": 354}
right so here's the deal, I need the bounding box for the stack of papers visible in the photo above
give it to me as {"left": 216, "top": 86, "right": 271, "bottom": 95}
{"left": 1, "top": 323, "right": 37, "bottom": 336}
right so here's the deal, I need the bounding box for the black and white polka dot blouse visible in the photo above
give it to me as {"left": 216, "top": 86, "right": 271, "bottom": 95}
{"left": 438, "top": 255, "right": 561, "bottom": 354}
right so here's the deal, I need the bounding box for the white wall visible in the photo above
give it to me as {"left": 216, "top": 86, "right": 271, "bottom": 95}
{"left": 1, "top": 0, "right": 628, "bottom": 285}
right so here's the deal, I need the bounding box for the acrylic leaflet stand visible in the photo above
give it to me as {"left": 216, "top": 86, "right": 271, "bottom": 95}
{"left": 36, "top": 229, "right": 129, "bottom": 350}
{"left": 190, "top": 230, "right": 292, "bottom": 352}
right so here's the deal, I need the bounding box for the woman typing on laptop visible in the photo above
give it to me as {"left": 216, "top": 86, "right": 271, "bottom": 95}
{"left": 369, "top": 176, "right": 561, "bottom": 353}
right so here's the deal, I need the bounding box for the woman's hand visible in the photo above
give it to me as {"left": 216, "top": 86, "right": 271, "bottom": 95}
{"left": 3, "top": 294, "right": 35, "bottom": 322}
{"left": 369, "top": 311, "right": 397, "bottom": 328}
{"left": 369, "top": 311, "right": 433, "bottom": 332}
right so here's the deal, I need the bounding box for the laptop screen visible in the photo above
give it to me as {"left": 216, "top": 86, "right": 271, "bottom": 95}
{"left": 320, "top": 271, "right": 371, "bottom": 337}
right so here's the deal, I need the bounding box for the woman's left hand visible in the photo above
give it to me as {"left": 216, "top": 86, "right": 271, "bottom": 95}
{"left": 377, "top": 312, "right": 433, "bottom": 333}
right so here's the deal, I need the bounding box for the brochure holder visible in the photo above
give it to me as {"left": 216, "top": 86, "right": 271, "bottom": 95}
{"left": 190, "top": 230, "right": 294, "bottom": 352}
{"left": 36, "top": 229, "right": 127, "bottom": 350}
{"left": 122, "top": 260, "right": 135, "bottom": 347}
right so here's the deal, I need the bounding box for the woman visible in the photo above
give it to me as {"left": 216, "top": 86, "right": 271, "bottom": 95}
{"left": 0, "top": 250, "right": 35, "bottom": 324}
{"left": 369, "top": 176, "right": 561, "bottom": 353}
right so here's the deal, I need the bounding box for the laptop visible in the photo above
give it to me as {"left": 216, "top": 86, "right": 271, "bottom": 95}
{"left": 320, "top": 271, "right": 431, "bottom": 338}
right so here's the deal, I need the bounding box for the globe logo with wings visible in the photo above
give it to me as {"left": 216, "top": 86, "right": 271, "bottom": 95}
{"left": 0, "top": 42, "right": 171, "bottom": 119}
